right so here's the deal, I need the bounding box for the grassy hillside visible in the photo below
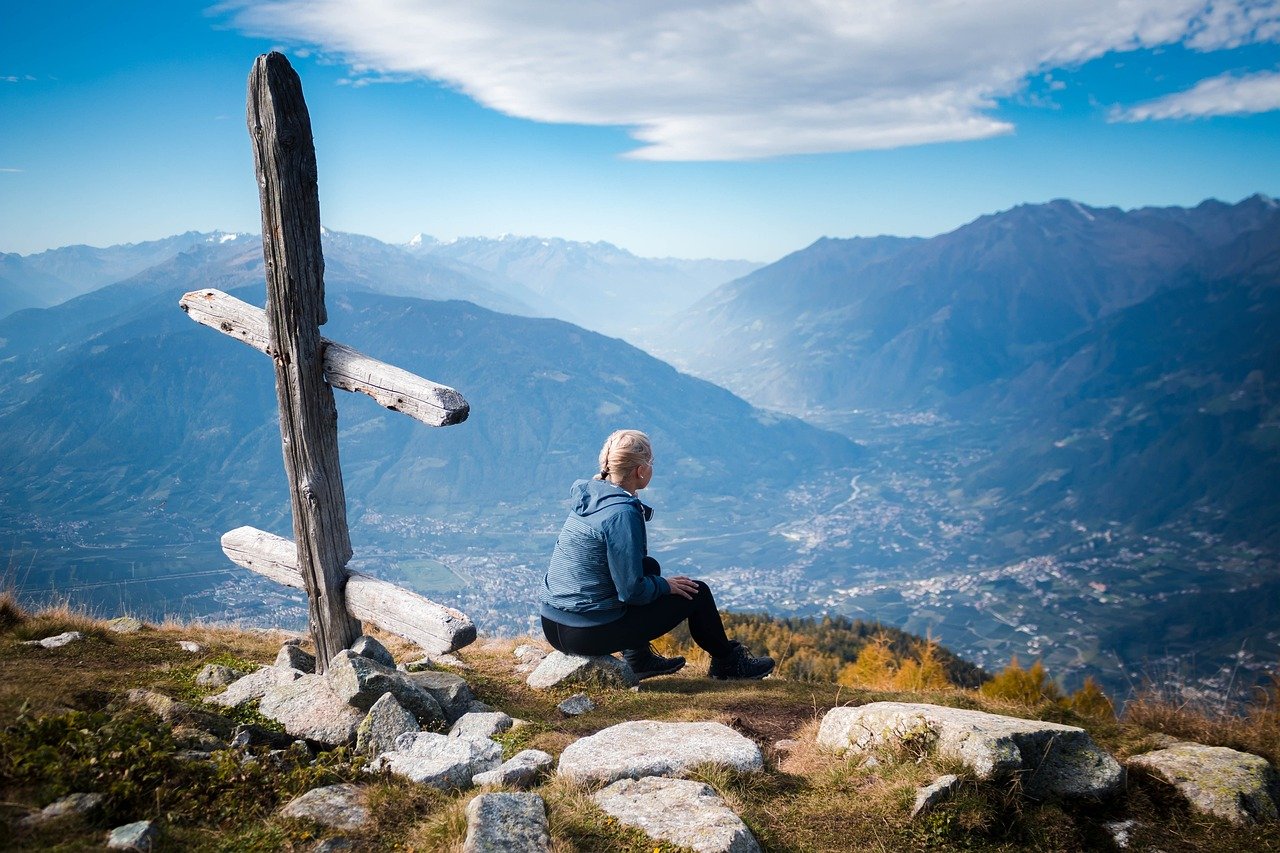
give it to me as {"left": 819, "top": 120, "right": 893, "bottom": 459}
{"left": 1, "top": 598, "right": 1277, "bottom": 852}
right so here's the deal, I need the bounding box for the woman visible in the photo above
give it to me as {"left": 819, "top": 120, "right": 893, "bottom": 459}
{"left": 540, "top": 429, "right": 775, "bottom": 680}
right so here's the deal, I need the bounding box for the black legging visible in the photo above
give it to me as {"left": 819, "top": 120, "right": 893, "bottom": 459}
{"left": 541, "top": 559, "right": 734, "bottom": 658}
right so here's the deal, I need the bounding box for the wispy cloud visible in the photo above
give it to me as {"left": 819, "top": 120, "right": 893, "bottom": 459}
{"left": 218, "top": 0, "right": 1280, "bottom": 160}
{"left": 1112, "top": 69, "right": 1280, "bottom": 120}
{"left": 0, "top": 167, "right": 25, "bottom": 173}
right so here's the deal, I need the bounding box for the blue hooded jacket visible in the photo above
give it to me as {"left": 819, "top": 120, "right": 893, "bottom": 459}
{"left": 540, "top": 478, "right": 670, "bottom": 627}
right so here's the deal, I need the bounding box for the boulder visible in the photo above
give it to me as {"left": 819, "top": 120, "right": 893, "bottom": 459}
{"left": 280, "top": 783, "right": 372, "bottom": 831}
{"left": 513, "top": 644, "right": 549, "bottom": 674}
{"left": 526, "top": 652, "right": 637, "bottom": 690}
{"left": 402, "top": 669, "right": 477, "bottom": 723}
{"left": 463, "top": 792, "right": 551, "bottom": 852}
{"left": 1128, "top": 742, "right": 1279, "bottom": 824}
{"left": 372, "top": 731, "right": 502, "bottom": 788}
{"left": 106, "top": 819, "right": 157, "bottom": 850}
{"left": 350, "top": 635, "right": 396, "bottom": 668}
{"left": 106, "top": 617, "right": 144, "bottom": 634}
{"left": 258, "top": 674, "right": 366, "bottom": 746}
{"left": 911, "top": 774, "right": 961, "bottom": 819}
{"left": 558, "top": 720, "right": 764, "bottom": 785}
{"left": 558, "top": 693, "right": 595, "bottom": 716}
{"left": 472, "top": 749, "right": 554, "bottom": 789}
{"left": 275, "top": 644, "right": 317, "bottom": 673}
{"left": 204, "top": 666, "right": 301, "bottom": 708}
{"left": 327, "top": 650, "right": 447, "bottom": 729}
{"left": 356, "top": 692, "right": 420, "bottom": 759}
{"left": 450, "top": 711, "right": 513, "bottom": 742}
{"left": 30, "top": 631, "right": 84, "bottom": 649}
{"left": 817, "top": 702, "right": 1123, "bottom": 799}
{"left": 19, "top": 792, "right": 104, "bottom": 826}
{"left": 195, "top": 664, "right": 243, "bottom": 689}
{"left": 592, "top": 776, "right": 760, "bottom": 853}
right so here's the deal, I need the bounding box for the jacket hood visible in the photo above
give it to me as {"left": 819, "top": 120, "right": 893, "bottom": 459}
{"left": 569, "top": 478, "right": 653, "bottom": 520}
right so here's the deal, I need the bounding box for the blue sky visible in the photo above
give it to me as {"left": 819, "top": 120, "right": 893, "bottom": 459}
{"left": 3, "top": 1, "right": 1279, "bottom": 261}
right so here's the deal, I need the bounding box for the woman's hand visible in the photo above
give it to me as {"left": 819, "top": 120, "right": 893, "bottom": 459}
{"left": 666, "top": 576, "right": 700, "bottom": 599}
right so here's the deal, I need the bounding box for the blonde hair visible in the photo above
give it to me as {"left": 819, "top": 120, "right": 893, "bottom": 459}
{"left": 595, "top": 429, "right": 653, "bottom": 484}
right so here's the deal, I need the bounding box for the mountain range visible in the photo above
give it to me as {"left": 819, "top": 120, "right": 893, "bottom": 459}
{"left": 2, "top": 196, "right": 1277, "bottom": 700}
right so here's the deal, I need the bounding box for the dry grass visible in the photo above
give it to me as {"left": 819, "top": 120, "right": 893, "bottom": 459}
{"left": 1123, "top": 673, "right": 1280, "bottom": 765}
{"left": 3, "top": 603, "right": 1280, "bottom": 852}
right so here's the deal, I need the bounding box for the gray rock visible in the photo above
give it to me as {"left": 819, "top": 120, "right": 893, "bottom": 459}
{"left": 1128, "top": 742, "right": 1279, "bottom": 824}
{"left": 172, "top": 726, "right": 227, "bottom": 751}
{"left": 106, "top": 617, "right": 144, "bottom": 633}
{"left": 513, "top": 644, "right": 549, "bottom": 674}
{"left": 450, "top": 711, "right": 513, "bottom": 741}
{"left": 327, "top": 650, "right": 447, "bottom": 729}
{"left": 432, "top": 653, "right": 470, "bottom": 669}
{"left": 195, "top": 664, "right": 243, "bottom": 689}
{"left": 593, "top": 776, "right": 760, "bottom": 853}
{"left": 357, "top": 692, "right": 420, "bottom": 759}
{"left": 463, "top": 792, "right": 551, "bottom": 853}
{"left": 124, "top": 689, "right": 233, "bottom": 738}
{"left": 350, "top": 634, "right": 396, "bottom": 667}
{"left": 472, "top": 749, "right": 554, "bottom": 789}
{"left": 36, "top": 631, "right": 84, "bottom": 649}
{"left": 280, "top": 783, "right": 371, "bottom": 831}
{"left": 1104, "top": 819, "right": 1138, "bottom": 848}
{"left": 558, "top": 692, "right": 595, "bottom": 716}
{"left": 558, "top": 720, "right": 764, "bottom": 785}
{"left": 204, "top": 666, "right": 301, "bottom": 708}
{"left": 258, "top": 674, "right": 366, "bottom": 746}
{"left": 107, "top": 819, "right": 157, "bottom": 850}
{"left": 230, "top": 723, "right": 296, "bottom": 750}
{"left": 911, "top": 774, "right": 961, "bottom": 819}
{"left": 526, "top": 651, "right": 638, "bottom": 690}
{"left": 466, "top": 699, "right": 495, "bottom": 714}
{"left": 372, "top": 731, "right": 502, "bottom": 788}
{"left": 402, "top": 669, "right": 477, "bottom": 723}
{"left": 311, "top": 840, "right": 357, "bottom": 852}
{"left": 276, "top": 644, "right": 317, "bottom": 673}
{"left": 20, "top": 792, "right": 105, "bottom": 826}
{"left": 817, "top": 702, "right": 1124, "bottom": 799}
{"left": 177, "top": 640, "right": 202, "bottom": 653}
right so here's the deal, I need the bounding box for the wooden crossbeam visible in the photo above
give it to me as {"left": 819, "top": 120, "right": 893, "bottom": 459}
{"left": 222, "top": 526, "right": 476, "bottom": 655}
{"left": 180, "top": 288, "right": 469, "bottom": 427}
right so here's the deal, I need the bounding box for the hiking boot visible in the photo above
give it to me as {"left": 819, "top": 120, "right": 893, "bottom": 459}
{"left": 622, "top": 644, "right": 686, "bottom": 680}
{"left": 708, "top": 641, "right": 775, "bottom": 680}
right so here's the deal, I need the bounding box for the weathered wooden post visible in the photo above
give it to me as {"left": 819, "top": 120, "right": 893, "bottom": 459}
{"left": 180, "top": 52, "right": 475, "bottom": 672}
{"left": 248, "top": 52, "right": 359, "bottom": 670}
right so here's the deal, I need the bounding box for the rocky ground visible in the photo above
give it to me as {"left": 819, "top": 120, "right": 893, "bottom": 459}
{"left": 1, "top": 600, "right": 1277, "bottom": 852}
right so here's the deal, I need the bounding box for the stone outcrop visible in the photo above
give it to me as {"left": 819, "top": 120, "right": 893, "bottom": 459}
{"left": 106, "top": 819, "right": 157, "bottom": 850}
{"left": 258, "top": 675, "right": 366, "bottom": 745}
{"left": 403, "top": 669, "right": 476, "bottom": 723}
{"left": 449, "top": 711, "right": 513, "bottom": 741}
{"left": 463, "top": 792, "right": 551, "bottom": 852}
{"left": 275, "top": 644, "right": 317, "bottom": 673}
{"left": 195, "top": 664, "right": 244, "bottom": 689}
{"left": 472, "top": 749, "right": 554, "bottom": 789}
{"left": 356, "top": 692, "right": 420, "bottom": 759}
{"left": 558, "top": 720, "right": 764, "bottom": 785}
{"left": 350, "top": 635, "right": 396, "bottom": 668}
{"left": 125, "top": 689, "right": 233, "bottom": 738}
{"left": 205, "top": 666, "right": 301, "bottom": 709}
{"left": 20, "top": 792, "right": 104, "bottom": 827}
{"left": 592, "top": 776, "right": 760, "bottom": 853}
{"left": 817, "top": 702, "right": 1123, "bottom": 799}
{"left": 280, "top": 783, "right": 372, "bottom": 831}
{"left": 526, "top": 652, "right": 637, "bottom": 690}
{"left": 106, "top": 617, "right": 144, "bottom": 634}
{"left": 25, "top": 631, "right": 84, "bottom": 649}
{"left": 911, "top": 774, "right": 961, "bottom": 819}
{"left": 558, "top": 693, "right": 595, "bottom": 716}
{"left": 327, "top": 650, "right": 447, "bottom": 729}
{"left": 372, "top": 731, "right": 503, "bottom": 788}
{"left": 1128, "top": 742, "right": 1279, "bottom": 824}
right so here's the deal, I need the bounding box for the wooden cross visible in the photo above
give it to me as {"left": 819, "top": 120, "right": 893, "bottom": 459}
{"left": 180, "top": 52, "right": 474, "bottom": 672}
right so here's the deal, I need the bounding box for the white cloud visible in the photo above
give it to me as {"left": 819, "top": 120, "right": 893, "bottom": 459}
{"left": 0, "top": 167, "right": 25, "bottom": 173}
{"left": 218, "top": 0, "right": 1280, "bottom": 160}
{"left": 1112, "top": 69, "right": 1280, "bottom": 120}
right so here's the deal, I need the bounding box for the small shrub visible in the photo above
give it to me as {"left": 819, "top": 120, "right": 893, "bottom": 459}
{"left": 980, "top": 656, "right": 1062, "bottom": 706}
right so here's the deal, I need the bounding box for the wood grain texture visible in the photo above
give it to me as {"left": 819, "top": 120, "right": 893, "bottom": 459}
{"left": 222, "top": 526, "right": 477, "bottom": 655}
{"left": 248, "top": 51, "right": 361, "bottom": 671}
{"left": 180, "top": 288, "right": 469, "bottom": 426}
